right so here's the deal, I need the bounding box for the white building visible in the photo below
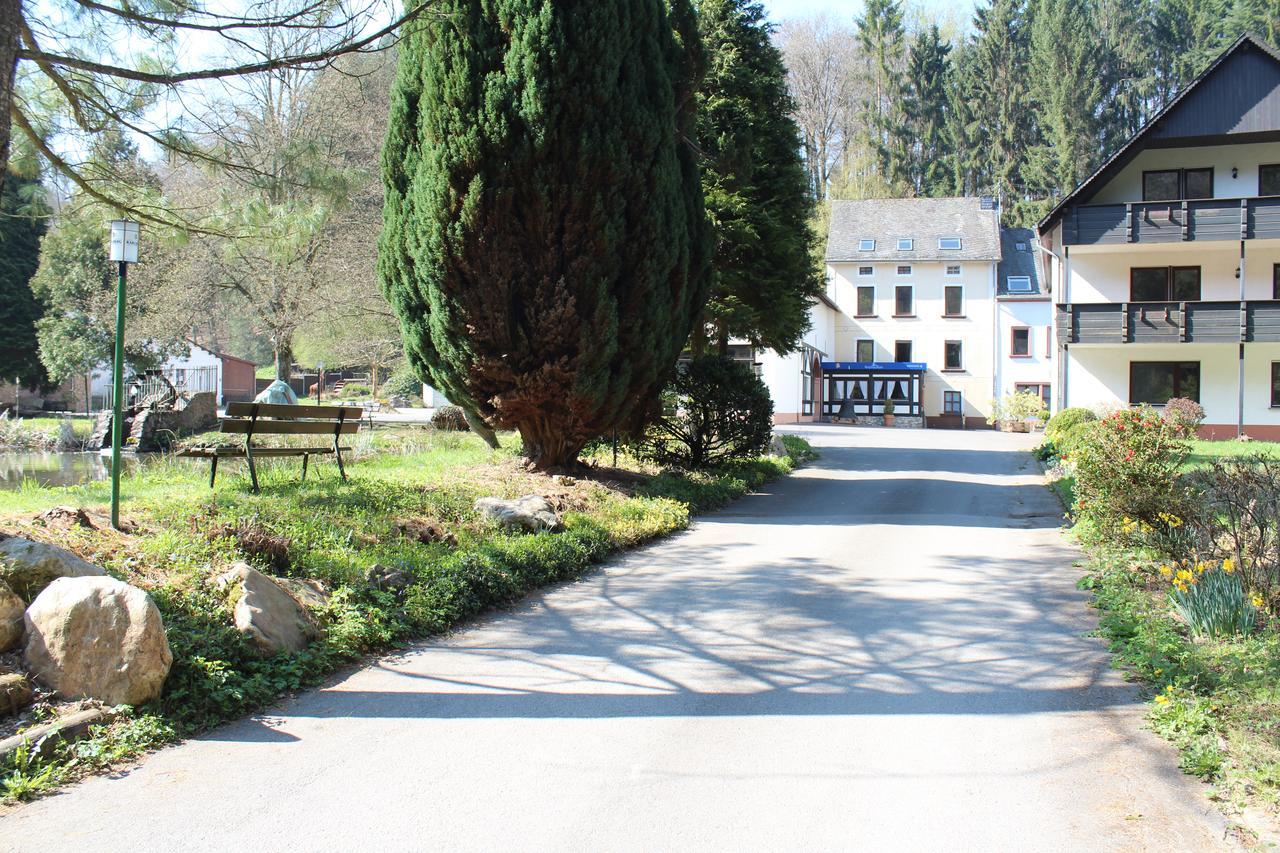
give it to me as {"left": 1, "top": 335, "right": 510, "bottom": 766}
{"left": 995, "top": 227, "right": 1054, "bottom": 411}
{"left": 1037, "top": 34, "right": 1280, "bottom": 440}
{"left": 760, "top": 196, "right": 1009, "bottom": 427}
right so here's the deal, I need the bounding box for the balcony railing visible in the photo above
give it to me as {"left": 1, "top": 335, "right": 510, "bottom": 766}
{"left": 1056, "top": 300, "right": 1280, "bottom": 344}
{"left": 1061, "top": 196, "right": 1280, "bottom": 245}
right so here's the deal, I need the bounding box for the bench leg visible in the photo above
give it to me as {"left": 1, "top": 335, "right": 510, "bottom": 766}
{"left": 333, "top": 439, "right": 346, "bottom": 481}
{"left": 301, "top": 453, "right": 309, "bottom": 483}
{"left": 246, "top": 445, "right": 260, "bottom": 494}
{"left": 209, "top": 456, "right": 218, "bottom": 488}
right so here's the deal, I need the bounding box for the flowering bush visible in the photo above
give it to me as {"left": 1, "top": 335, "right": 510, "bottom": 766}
{"left": 1164, "top": 557, "right": 1257, "bottom": 638}
{"left": 987, "top": 391, "right": 1047, "bottom": 426}
{"left": 1071, "top": 405, "right": 1191, "bottom": 534}
{"left": 1045, "top": 407, "right": 1097, "bottom": 442}
{"left": 1162, "top": 397, "right": 1205, "bottom": 438}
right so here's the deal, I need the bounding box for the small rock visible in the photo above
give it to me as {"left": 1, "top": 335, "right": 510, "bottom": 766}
{"left": 0, "top": 580, "right": 24, "bottom": 652}
{"left": 0, "top": 671, "right": 33, "bottom": 715}
{"left": 552, "top": 475, "right": 577, "bottom": 487}
{"left": 769, "top": 434, "right": 789, "bottom": 457}
{"left": 366, "top": 563, "right": 413, "bottom": 592}
{"left": 216, "top": 563, "right": 316, "bottom": 655}
{"left": 0, "top": 537, "right": 106, "bottom": 600}
{"left": 474, "top": 495, "right": 561, "bottom": 533}
{"left": 23, "top": 576, "right": 172, "bottom": 706}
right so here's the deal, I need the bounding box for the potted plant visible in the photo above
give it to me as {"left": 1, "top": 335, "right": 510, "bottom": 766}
{"left": 882, "top": 397, "right": 896, "bottom": 427}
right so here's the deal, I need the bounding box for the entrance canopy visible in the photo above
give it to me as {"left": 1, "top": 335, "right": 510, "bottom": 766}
{"left": 820, "top": 361, "right": 925, "bottom": 419}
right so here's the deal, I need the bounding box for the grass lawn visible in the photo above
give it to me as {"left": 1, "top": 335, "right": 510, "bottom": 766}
{"left": 0, "top": 428, "right": 813, "bottom": 801}
{"left": 1184, "top": 437, "right": 1280, "bottom": 470}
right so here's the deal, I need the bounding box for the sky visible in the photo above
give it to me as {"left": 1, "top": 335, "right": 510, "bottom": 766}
{"left": 762, "top": 0, "right": 979, "bottom": 25}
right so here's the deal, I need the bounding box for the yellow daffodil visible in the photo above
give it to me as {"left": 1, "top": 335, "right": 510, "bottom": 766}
{"left": 1165, "top": 684, "right": 1175, "bottom": 693}
{"left": 1158, "top": 565, "right": 1173, "bottom": 578}
{"left": 1154, "top": 668, "right": 1163, "bottom": 675}
{"left": 1222, "top": 558, "right": 1235, "bottom": 574}
{"left": 1176, "top": 569, "right": 1194, "bottom": 583}
{"left": 1250, "top": 593, "right": 1264, "bottom": 608}
{"left": 1154, "top": 694, "right": 1169, "bottom": 705}
{"left": 1194, "top": 561, "right": 1207, "bottom": 575}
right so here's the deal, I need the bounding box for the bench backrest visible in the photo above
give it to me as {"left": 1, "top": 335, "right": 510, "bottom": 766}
{"left": 222, "top": 402, "right": 364, "bottom": 436}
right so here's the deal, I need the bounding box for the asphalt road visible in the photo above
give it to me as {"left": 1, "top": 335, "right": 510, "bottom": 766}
{"left": 1, "top": 425, "right": 1233, "bottom": 852}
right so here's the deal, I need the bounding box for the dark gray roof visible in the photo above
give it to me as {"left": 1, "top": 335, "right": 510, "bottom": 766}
{"left": 997, "top": 227, "right": 1044, "bottom": 297}
{"left": 825, "top": 197, "right": 1001, "bottom": 262}
{"left": 1039, "top": 34, "right": 1280, "bottom": 235}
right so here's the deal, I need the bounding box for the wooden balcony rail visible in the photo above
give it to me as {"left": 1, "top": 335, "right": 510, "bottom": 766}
{"left": 1056, "top": 301, "right": 1280, "bottom": 344}
{"left": 1062, "top": 196, "right": 1280, "bottom": 245}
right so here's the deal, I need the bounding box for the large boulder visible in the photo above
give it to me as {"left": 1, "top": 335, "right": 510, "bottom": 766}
{"left": 0, "top": 536, "right": 106, "bottom": 600}
{"left": 23, "top": 576, "right": 172, "bottom": 706}
{"left": 0, "top": 581, "right": 24, "bottom": 652}
{"left": 216, "top": 563, "right": 316, "bottom": 655}
{"left": 474, "top": 495, "right": 560, "bottom": 533}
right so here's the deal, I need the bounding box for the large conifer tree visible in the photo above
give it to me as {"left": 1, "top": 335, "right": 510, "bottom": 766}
{"left": 694, "top": 0, "right": 821, "bottom": 355}
{"left": 379, "top": 0, "right": 711, "bottom": 469}
{"left": 0, "top": 171, "right": 47, "bottom": 388}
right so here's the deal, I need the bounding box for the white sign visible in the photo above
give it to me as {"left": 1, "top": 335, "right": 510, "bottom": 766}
{"left": 108, "top": 220, "right": 140, "bottom": 263}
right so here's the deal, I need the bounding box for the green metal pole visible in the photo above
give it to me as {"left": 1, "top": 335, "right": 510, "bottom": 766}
{"left": 110, "top": 260, "right": 127, "bottom": 530}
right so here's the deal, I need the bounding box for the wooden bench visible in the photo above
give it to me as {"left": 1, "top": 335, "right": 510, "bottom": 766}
{"left": 181, "top": 402, "right": 364, "bottom": 493}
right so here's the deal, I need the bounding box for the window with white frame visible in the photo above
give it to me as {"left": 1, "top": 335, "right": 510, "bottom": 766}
{"left": 858, "top": 265, "right": 874, "bottom": 276}
{"left": 897, "top": 238, "right": 913, "bottom": 251}
{"left": 945, "top": 264, "right": 961, "bottom": 276}
{"left": 938, "top": 237, "right": 962, "bottom": 250}
{"left": 1007, "top": 275, "right": 1033, "bottom": 293}
{"left": 858, "top": 238, "right": 875, "bottom": 251}
{"left": 896, "top": 264, "right": 912, "bottom": 276}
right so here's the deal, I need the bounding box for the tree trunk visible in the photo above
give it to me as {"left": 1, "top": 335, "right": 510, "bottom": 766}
{"left": 274, "top": 341, "right": 292, "bottom": 381}
{"left": 715, "top": 320, "right": 729, "bottom": 356}
{"left": 518, "top": 422, "right": 584, "bottom": 472}
{"left": 0, "top": 0, "right": 20, "bottom": 188}
{"left": 462, "top": 407, "right": 500, "bottom": 450}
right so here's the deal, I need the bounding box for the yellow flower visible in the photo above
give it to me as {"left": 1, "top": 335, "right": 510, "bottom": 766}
{"left": 1176, "top": 569, "right": 1195, "bottom": 583}
{"left": 1222, "top": 558, "right": 1235, "bottom": 574}
{"left": 1154, "top": 668, "right": 1163, "bottom": 675}
{"left": 1165, "top": 684, "right": 1175, "bottom": 693}
{"left": 1158, "top": 565, "right": 1173, "bottom": 578}
{"left": 1194, "top": 561, "right": 1207, "bottom": 575}
{"left": 1154, "top": 694, "right": 1170, "bottom": 705}
{"left": 1251, "top": 593, "right": 1264, "bottom": 608}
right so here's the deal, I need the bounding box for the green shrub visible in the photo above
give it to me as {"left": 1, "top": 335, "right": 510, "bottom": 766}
{"left": 1166, "top": 560, "right": 1257, "bottom": 638}
{"left": 1185, "top": 455, "right": 1280, "bottom": 610}
{"left": 636, "top": 355, "right": 773, "bottom": 469}
{"left": 1045, "top": 406, "right": 1097, "bottom": 441}
{"left": 431, "top": 405, "right": 469, "bottom": 432}
{"left": 780, "top": 434, "right": 817, "bottom": 462}
{"left": 382, "top": 366, "right": 422, "bottom": 399}
{"left": 1071, "top": 406, "right": 1191, "bottom": 534}
{"left": 988, "top": 391, "right": 1047, "bottom": 425}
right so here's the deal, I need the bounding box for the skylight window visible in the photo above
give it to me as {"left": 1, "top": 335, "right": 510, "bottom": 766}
{"left": 897, "top": 238, "right": 914, "bottom": 251}
{"left": 1007, "top": 276, "right": 1033, "bottom": 293}
{"left": 858, "top": 239, "right": 876, "bottom": 251}
{"left": 938, "top": 237, "right": 962, "bottom": 250}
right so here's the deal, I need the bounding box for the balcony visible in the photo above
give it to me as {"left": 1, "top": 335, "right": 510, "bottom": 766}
{"left": 1056, "top": 300, "right": 1280, "bottom": 344}
{"left": 1061, "top": 196, "right": 1280, "bottom": 245}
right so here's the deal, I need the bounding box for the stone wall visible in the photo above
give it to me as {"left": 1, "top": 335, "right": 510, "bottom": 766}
{"left": 88, "top": 392, "right": 218, "bottom": 452}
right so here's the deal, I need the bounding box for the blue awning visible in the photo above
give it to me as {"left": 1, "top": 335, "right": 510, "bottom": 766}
{"left": 821, "top": 361, "right": 927, "bottom": 372}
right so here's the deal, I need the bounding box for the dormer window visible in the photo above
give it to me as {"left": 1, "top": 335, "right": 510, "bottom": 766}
{"left": 1015, "top": 241, "right": 1028, "bottom": 252}
{"left": 858, "top": 239, "right": 875, "bottom": 251}
{"left": 897, "top": 238, "right": 913, "bottom": 251}
{"left": 1007, "top": 276, "right": 1033, "bottom": 293}
{"left": 938, "top": 237, "right": 962, "bottom": 250}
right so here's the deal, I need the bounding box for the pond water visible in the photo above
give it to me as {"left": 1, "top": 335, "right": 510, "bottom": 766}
{"left": 0, "top": 451, "right": 149, "bottom": 491}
